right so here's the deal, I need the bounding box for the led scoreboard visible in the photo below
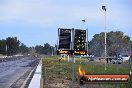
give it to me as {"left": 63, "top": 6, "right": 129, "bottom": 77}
{"left": 58, "top": 28, "right": 71, "bottom": 49}
{"left": 74, "top": 29, "right": 86, "bottom": 50}
{"left": 57, "top": 28, "right": 87, "bottom": 55}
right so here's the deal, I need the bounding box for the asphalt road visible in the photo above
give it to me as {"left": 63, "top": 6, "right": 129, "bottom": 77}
{"left": 0, "top": 56, "right": 39, "bottom": 88}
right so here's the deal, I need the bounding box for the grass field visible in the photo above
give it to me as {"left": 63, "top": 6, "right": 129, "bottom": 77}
{"left": 42, "top": 56, "right": 132, "bottom": 88}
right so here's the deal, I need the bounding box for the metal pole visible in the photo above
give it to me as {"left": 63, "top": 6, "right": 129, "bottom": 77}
{"left": 68, "top": 55, "right": 69, "bottom": 62}
{"left": 6, "top": 44, "right": 7, "bottom": 57}
{"left": 104, "top": 8, "right": 107, "bottom": 70}
{"left": 64, "top": 54, "right": 65, "bottom": 61}
{"left": 72, "top": 54, "right": 75, "bottom": 83}
{"left": 71, "top": 28, "right": 75, "bottom": 84}
{"left": 80, "top": 56, "right": 82, "bottom": 63}
{"left": 71, "top": 28, "right": 74, "bottom": 50}
{"left": 52, "top": 47, "right": 53, "bottom": 56}
{"left": 57, "top": 28, "right": 60, "bottom": 50}
{"left": 102, "top": 1, "right": 107, "bottom": 71}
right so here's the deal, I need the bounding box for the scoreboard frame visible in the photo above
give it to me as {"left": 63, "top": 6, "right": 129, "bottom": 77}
{"left": 57, "top": 28, "right": 88, "bottom": 55}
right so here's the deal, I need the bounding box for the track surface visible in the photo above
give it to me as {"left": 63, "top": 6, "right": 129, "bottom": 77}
{"left": 0, "top": 56, "right": 39, "bottom": 88}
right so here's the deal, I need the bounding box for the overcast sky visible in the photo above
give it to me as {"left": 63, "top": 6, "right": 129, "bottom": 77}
{"left": 0, "top": 0, "right": 132, "bottom": 47}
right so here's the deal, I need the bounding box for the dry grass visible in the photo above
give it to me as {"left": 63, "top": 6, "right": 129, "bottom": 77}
{"left": 42, "top": 56, "right": 132, "bottom": 88}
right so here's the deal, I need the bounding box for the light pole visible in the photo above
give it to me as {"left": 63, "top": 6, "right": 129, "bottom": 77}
{"left": 102, "top": 6, "right": 107, "bottom": 70}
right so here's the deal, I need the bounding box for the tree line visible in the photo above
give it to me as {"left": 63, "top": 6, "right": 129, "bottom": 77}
{"left": 89, "top": 31, "right": 132, "bottom": 56}
{"left": 35, "top": 43, "right": 55, "bottom": 55}
{"left": 0, "top": 31, "right": 131, "bottom": 56}
{"left": 0, "top": 37, "right": 54, "bottom": 56}
{"left": 0, "top": 37, "right": 29, "bottom": 55}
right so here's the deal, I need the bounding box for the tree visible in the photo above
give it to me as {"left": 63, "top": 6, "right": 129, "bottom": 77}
{"left": 43, "top": 43, "right": 53, "bottom": 55}
{"left": 20, "top": 43, "right": 29, "bottom": 54}
{"left": 89, "top": 33, "right": 105, "bottom": 56}
{"left": 0, "top": 39, "right": 6, "bottom": 55}
{"left": 0, "top": 37, "right": 30, "bottom": 56}
{"left": 35, "top": 45, "right": 44, "bottom": 54}
{"left": 35, "top": 43, "right": 53, "bottom": 55}
{"left": 6, "top": 37, "right": 20, "bottom": 55}
{"left": 107, "top": 31, "right": 131, "bottom": 56}
{"left": 28, "top": 47, "right": 36, "bottom": 55}
{"left": 89, "top": 31, "right": 131, "bottom": 57}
